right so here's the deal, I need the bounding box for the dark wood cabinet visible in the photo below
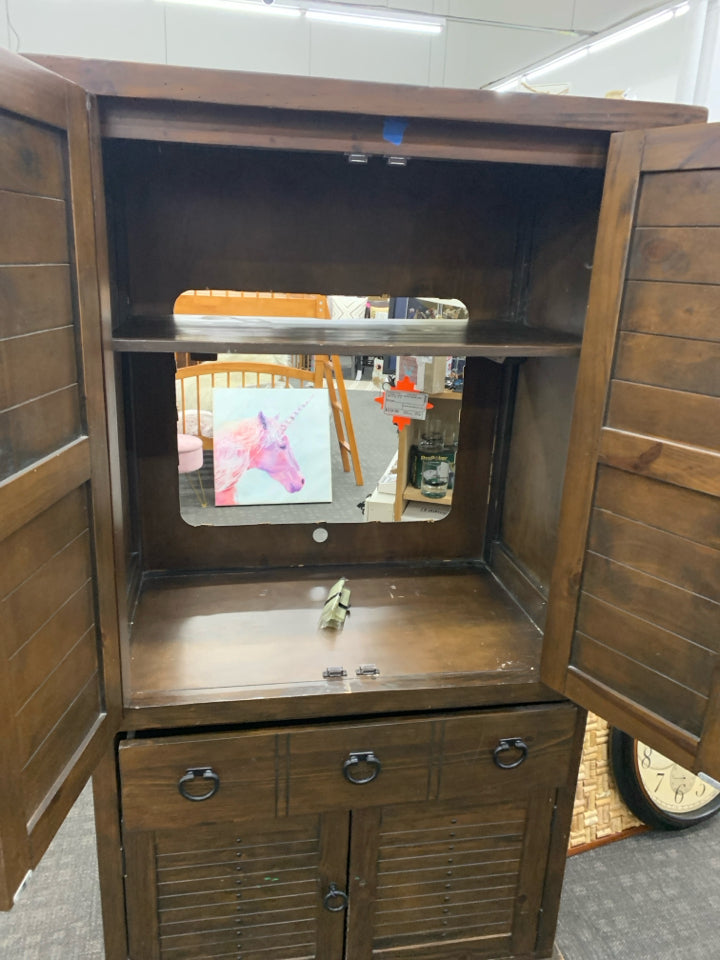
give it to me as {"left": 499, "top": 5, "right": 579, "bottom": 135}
{"left": 1, "top": 46, "right": 718, "bottom": 960}
{"left": 119, "top": 706, "right": 582, "bottom": 960}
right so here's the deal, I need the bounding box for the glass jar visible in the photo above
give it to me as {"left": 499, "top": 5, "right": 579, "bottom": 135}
{"left": 420, "top": 458, "right": 450, "bottom": 498}
{"left": 409, "top": 431, "right": 444, "bottom": 489}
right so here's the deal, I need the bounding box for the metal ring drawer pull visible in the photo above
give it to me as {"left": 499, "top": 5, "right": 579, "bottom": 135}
{"left": 493, "top": 738, "right": 529, "bottom": 770}
{"left": 323, "top": 884, "right": 348, "bottom": 912}
{"left": 343, "top": 751, "right": 382, "bottom": 784}
{"left": 177, "top": 767, "right": 220, "bottom": 801}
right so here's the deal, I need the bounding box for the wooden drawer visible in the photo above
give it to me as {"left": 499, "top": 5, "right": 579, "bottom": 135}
{"left": 288, "top": 704, "right": 578, "bottom": 814}
{"left": 438, "top": 703, "right": 579, "bottom": 800}
{"left": 119, "top": 705, "right": 579, "bottom": 831}
{"left": 287, "top": 717, "right": 437, "bottom": 815}
{"left": 119, "top": 729, "right": 279, "bottom": 831}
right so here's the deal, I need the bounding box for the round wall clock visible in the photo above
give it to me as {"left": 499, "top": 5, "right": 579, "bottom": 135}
{"left": 610, "top": 728, "right": 720, "bottom": 830}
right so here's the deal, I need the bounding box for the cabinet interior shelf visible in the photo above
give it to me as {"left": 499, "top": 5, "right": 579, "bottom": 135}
{"left": 125, "top": 563, "right": 547, "bottom": 720}
{"left": 113, "top": 315, "right": 582, "bottom": 357}
{"left": 402, "top": 485, "right": 453, "bottom": 507}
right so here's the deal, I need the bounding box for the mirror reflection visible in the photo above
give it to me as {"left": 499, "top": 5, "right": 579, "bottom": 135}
{"left": 176, "top": 292, "right": 467, "bottom": 526}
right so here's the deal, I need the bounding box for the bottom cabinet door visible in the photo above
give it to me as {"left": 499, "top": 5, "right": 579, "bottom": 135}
{"left": 346, "top": 794, "right": 560, "bottom": 960}
{"left": 123, "top": 811, "right": 350, "bottom": 960}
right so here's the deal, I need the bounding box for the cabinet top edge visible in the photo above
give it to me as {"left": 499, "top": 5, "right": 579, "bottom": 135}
{"left": 23, "top": 54, "right": 708, "bottom": 134}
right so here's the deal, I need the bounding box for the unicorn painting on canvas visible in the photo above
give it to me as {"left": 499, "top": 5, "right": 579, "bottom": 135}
{"left": 213, "top": 396, "right": 316, "bottom": 506}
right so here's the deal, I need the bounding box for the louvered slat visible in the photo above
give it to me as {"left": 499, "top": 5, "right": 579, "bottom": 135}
{"left": 371, "top": 807, "right": 525, "bottom": 951}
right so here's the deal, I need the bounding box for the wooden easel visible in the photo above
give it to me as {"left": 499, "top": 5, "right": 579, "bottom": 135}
{"left": 316, "top": 355, "right": 364, "bottom": 486}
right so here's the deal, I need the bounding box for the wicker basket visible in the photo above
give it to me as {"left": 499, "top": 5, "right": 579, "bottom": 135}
{"left": 569, "top": 713, "right": 645, "bottom": 852}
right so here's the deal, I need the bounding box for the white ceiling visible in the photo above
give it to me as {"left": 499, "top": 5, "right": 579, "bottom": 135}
{"left": 316, "top": 0, "right": 673, "bottom": 37}
{"left": 0, "top": 0, "right": 700, "bottom": 101}
{"left": 268, "top": 0, "right": 685, "bottom": 88}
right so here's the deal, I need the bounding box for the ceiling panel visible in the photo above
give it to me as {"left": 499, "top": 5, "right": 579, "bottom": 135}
{"left": 309, "top": 20, "right": 433, "bottom": 84}
{"left": 11, "top": 0, "right": 165, "bottom": 62}
{"left": 319, "top": 1, "right": 579, "bottom": 30}
{"left": 572, "top": 0, "right": 670, "bottom": 32}
{"left": 166, "top": 6, "right": 311, "bottom": 75}
{"left": 444, "top": 20, "right": 571, "bottom": 88}
{"left": 446, "top": 0, "right": 576, "bottom": 31}
{"left": 391, "top": 0, "right": 436, "bottom": 12}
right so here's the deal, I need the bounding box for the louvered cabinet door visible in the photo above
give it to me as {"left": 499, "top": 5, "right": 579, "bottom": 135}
{"left": 543, "top": 123, "right": 720, "bottom": 781}
{"left": 0, "top": 51, "right": 119, "bottom": 908}
{"left": 345, "top": 794, "right": 558, "bottom": 960}
{"left": 124, "top": 813, "right": 349, "bottom": 960}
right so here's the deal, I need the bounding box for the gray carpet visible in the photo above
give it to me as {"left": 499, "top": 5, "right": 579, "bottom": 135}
{"left": 0, "top": 783, "right": 103, "bottom": 960}
{"left": 557, "top": 813, "right": 720, "bottom": 960}
{"left": 2, "top": 777, "right": 717, "bottom": 959}
{"left": 180, "top": 386, "right": 399, "bottom": 526}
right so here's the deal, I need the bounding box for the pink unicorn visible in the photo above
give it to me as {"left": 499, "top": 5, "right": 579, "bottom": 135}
{"left": 214, "top": 397, "right": 311, "bottom": 506}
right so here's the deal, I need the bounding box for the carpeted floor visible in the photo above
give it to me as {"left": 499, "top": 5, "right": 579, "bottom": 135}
{"left": 0, "top": 784, "right": 103, "bottom": 960}
{"left": 1, "top": 779, "right": 717, "bottom": 959}
{"left": 556, "top": 813, "right": 720, "bottom": 960}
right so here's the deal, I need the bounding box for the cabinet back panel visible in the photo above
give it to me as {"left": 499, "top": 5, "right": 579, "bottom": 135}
{"left": 524, "top": 167, "right": 603, "bottom": 336}
{"left": 104, "top": 142, "right": 521, "bottom": 317}
{"left": 128, "top": 354, "right": 499, "bottom": 572}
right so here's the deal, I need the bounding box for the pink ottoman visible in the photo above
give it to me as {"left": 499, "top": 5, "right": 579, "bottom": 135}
{"left": 177, "top": 433, "right": 204, "bottom": 473}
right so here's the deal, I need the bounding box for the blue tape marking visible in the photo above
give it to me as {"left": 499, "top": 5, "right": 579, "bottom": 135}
{"left": 383, "top": 118, "right": 408, "bottom": 146}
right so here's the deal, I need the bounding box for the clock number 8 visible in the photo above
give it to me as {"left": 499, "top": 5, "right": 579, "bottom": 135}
{"left": 641, "top": 746, "right": 653, "bottom": 769}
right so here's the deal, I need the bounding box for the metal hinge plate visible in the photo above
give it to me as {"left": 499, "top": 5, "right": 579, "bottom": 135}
{"left": 356, "top": 664, "right": 380, "bottom": 677}
{"left": 323, "top": 666, "right": 347, "bottom": 679}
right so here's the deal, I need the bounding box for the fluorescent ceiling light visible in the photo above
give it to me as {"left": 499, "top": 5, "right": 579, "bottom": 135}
{"left": 489, "top": 1, "right": 688, "bottom": 91}
{"left": 161, "top": 0, "right": 301, "bottom": 16}
{"left": 526, "top": 47, "right": 588, "bottom": 81}
{"left": 590, "top": 8, "right": 674, "bottom": 51}
{"left": 306, "top": 9, "right": 443, "bottom": 34}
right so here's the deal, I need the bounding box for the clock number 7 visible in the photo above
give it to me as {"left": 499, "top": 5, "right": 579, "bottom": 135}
{"left": 654, "top": 772, "right": 665, "bottom": 793}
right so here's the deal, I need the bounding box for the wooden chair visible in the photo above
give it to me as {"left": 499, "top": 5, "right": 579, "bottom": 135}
{"left": 175, "top": 356, "right": 363, "bottom": 485}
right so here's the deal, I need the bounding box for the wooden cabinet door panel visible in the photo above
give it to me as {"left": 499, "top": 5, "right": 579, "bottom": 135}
{"left": 124, "top": 812, "right": 349, "bottom": 960}
{"left": 346, "top": 794, "right": 557, "bottom": 960}
{"left": 0, "top": 49, "right": 119, "bottom": 908}
{"left": 543, "top": 123, "right": 720, "bottom": 780}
